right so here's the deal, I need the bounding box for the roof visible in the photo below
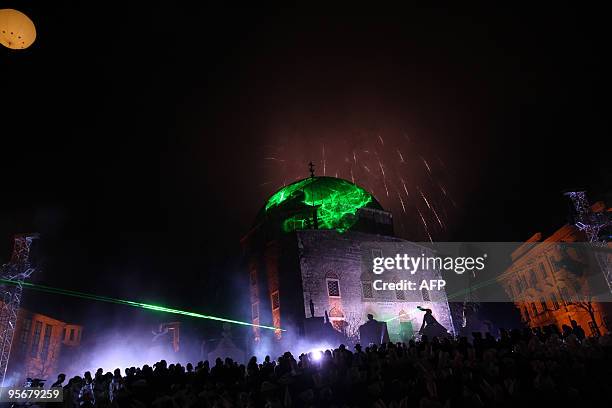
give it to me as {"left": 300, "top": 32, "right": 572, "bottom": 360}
{"left": 259, "top": 176, "right": 383, "bottom": 233}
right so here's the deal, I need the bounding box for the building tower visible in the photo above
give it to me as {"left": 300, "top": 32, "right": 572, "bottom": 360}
{"left": 241, "top": 174, "right": 454, "bottom": 347}
{"left": 0, "top": 233, "right": 39, "bottom": 386}
{"left": 564, "top": 191, "right": 612, "bottom": 293}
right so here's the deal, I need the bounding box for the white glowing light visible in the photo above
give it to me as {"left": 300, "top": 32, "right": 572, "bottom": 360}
{"left": 310, "top": 350, "right": 323, "bottom": 361}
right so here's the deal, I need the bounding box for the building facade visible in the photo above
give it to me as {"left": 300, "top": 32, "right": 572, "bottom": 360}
{"left": 242, "top": 176, "right": 453, "bottom": 345}
{"left": 497, "top": 201, "right": 612, "bottom": 336}
{"left": 5, "top": 307, "right": 82, "bottom": 383}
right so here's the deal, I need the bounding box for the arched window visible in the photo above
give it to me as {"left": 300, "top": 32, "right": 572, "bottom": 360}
{"left": 326, "top": 272, "right": 341, "bottom": 298}
{"left": 396, "top": 284, "right": 405, "bottom": 300}
{"left": 362, "top": 281, "right": 374, "bottom": 299}
{"left": 421, "top": 287, "right": 430, "bottom": 302}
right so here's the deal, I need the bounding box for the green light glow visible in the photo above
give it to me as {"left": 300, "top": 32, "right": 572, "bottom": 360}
{"left": 0, "top": 278, "right": 284, "bottom": 331}
{"left": 384, "top": 312, "right": 411, "bottom": 323}
{"left": 265, "top": 177, "right": 374, "bottom": 233}
{"left": 265, "top": 178, "right": 314, "bottom": 211}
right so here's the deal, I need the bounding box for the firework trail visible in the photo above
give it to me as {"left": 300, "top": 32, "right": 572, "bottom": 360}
{"left": 416, "top": 207, "right": 433, "bottom": 242}
{"left": 322, "top": 145, "right": 326, "bottom": 176}
{"left": 260, "top": 130, "right": 455, "bottom": 241}
{"left": 418, "top": 188, "right": 431, "bottom": 209}
{"left": 421, "top": 156, "right": 431, "bottom": 173}
{"left": 397, "top": 149, "right": 405, "bottom": 163}
{"left": 401, "top": 178, "right": 410, "bottom": 199}
{"left": 397, "top": 191, "right": 406, "bottom": 214}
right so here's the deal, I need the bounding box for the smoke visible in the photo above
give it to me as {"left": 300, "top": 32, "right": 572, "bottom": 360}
{"left": 58, "top": 323, "right": 200, "bottom": 379}
{"left": 250, "top": 323, "right": 338, "bottom": 363}
{"left": 60, "top": 323, "right": 340, "bottom": 380}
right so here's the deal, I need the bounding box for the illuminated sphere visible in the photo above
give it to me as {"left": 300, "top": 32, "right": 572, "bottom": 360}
{"left": 261, "top": 176, "right": 383, "bottom": 233}
{"left": 0, "top": 9, "right": 36, "bottom": 50}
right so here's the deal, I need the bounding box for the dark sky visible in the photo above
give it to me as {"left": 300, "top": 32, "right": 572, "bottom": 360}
{"left": 1, "top": 3, "right": 609, "bottom": 326}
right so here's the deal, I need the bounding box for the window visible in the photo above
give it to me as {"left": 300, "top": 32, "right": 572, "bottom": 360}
{"left": 20, "top": 317, "right": 32, "bottom": 349}
{"left": 41, "top": 325, "right": 52, "bottom": 361}
{"left": 327, "top": 279, "right": 340, "bottom": 297}
{"left": 521, "top": 274, "right": 528, "bottom": 291}
{"left": 550, "top": 254, "right": 562, "bottom": 272}
{"left": 251, "top": 303, "right": 259, "bottom": 320}
{"left": 550, "top": 293, "right": 560, "bottom": 310}
{"left": 62, "top": 327, "right": 67, "bottom": 341}
{"left": 529, "top": 269, "right": 538, "bottom": 288}
{"left": 396, "top": 287, "right": 405, "bottom": 300}
{"left": 588, "top": 321, "right": 598, "bottom": 336}
{"left": 271, "top": 291, "right": 280, "bottom": 310}
{"left": 421, "top": 287, "right": 430, "bottom": 302}
{"left": 560, "top": 287, "right": 572, "bottom": 305}
{"left": 362, "top": 281, "right": 373, "bottom": 299}
{"left": 531, "top": 302, "right": 538, "bottom": 316}
{"left": 69, "top": 328, "right": 75, "bottom": 341}
{"left": 30, "top": 321, "right": 42, "bottom": 357}
{"left": 539, "top": 263, "right": 547, "bottom": 279}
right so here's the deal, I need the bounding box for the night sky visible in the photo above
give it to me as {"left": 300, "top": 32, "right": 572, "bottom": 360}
{"left": 1, "top": 3, "right": 609, "bottom": 327}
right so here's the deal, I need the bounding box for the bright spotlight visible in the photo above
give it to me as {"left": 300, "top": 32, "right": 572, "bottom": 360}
{"left": 310, "top": 350, "right": 323, "bottom": 361}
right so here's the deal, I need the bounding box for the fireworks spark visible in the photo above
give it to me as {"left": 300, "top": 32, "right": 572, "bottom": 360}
{"left": 398, "top": 191, "right": 406, "bottom": 213}
{"left": 421, "top": 156, "right": 431, "bottom": 173}
{"left": 260, "top": 130, "right": 455, "bottom": 240}
{"left": 397, "top": 149, "right": 405, "bottom": 163}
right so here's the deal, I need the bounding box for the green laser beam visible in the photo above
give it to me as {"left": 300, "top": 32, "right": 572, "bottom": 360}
{"left": 385, "top": 312, "right": 411, "bottom": 323}
{"left": 0, "top": 278, "right": 285, "bottom": 332}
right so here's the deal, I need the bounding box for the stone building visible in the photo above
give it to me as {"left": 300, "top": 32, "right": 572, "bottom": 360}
{"left": 3, "top": 306, "right": 82, "bottom": 384}
{"left": 497, "top": 201, "right": 612, "bottom": 336}
{"left": 241, "top": 176, "right": 454, "bottom": 346}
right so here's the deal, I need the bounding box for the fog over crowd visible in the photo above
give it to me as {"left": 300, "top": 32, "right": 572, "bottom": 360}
{"left": 27, "top": 324, "right": 612, "bottom": 408}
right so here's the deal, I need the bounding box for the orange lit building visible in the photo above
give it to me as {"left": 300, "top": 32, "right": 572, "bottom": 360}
{"left": 3, "top": 306, "right": 82, "bottom": 383}
{"left": 498, "top": 201, "right": 611, "bottom": 337}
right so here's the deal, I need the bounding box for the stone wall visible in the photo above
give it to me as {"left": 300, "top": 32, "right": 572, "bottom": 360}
{"left": 296, "top": 230, "right": 454, "bottom": 341}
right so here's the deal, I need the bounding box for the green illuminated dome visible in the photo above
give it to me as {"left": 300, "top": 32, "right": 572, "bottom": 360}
{"left": 261, "top": 176, "right": 383, "bottom": 233}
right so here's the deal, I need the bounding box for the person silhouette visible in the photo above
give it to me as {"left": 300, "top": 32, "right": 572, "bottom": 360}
{"left": 570, "top": 320, "right": 586, "bottom": 340}
{"left": 417, "top": 306, "right": 450, "bottom": 338}
{"left": 51, "top": 373, "right": 65, "bottom": 388}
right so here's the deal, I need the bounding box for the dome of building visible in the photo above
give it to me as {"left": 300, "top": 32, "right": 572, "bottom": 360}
{"left": 259, "top": 176, "right": 384, "bottom": 233}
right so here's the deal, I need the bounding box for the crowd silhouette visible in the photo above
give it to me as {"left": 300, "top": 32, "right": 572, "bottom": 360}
{"left": 38, "top": 325, "right": 612, "bottom": 408}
